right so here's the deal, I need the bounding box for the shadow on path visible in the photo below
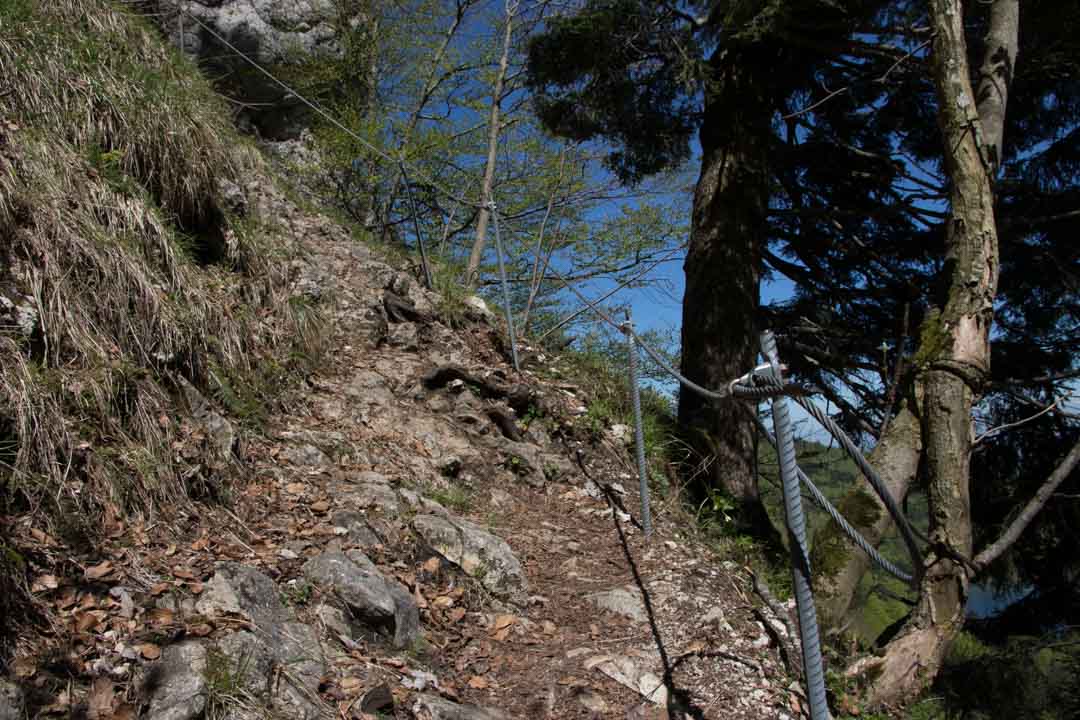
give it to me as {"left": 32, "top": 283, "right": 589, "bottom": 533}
{"left": 599, "top": 484, "right": 708, "bottom": 720}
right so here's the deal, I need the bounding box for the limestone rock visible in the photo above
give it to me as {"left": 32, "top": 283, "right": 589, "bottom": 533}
{"left": 462, "top": 295, "right": 495, "bottom": 323}
{"left": 302, "top": 551, "right": 420, "bottom": 648}
{"left": 216, "top": 626, "right": 325, "bottom": 720}
{"left": 500, "top": 440, "right": 575, "bottom": 485}
{"left": 412, "top": 514, "right": 527, "bottom": 602}
{"left": 540, "top": 451, "right": 577, "bottom": 483}
{"left": 500, "top": 440, "right": 546, "bottom": 486}
{"left": 177, "top": 377, "right": 235, "bottom": 461}
{"left": 217, "top": 177, "right": 247, "bottom": 214}
{"left": 352, "top": 304, "right": 389, "bottom": 345}
{"left": 353, "top": 470, "right": 391, "bottom": 485}
{"left": 397, "top": 488, "right": 450, "bottom": 517}
{"left": 412, "top": 693, "right": 508, "bottom": 720}
{"left": 280, "top": 443, "right": 332, "bottom": 468}
{"left": 585, "top": 655, "right": 667, "bottom": 706}
{"left": 587, "top": 586, "right": 648, "bottom": 623}
{"left": 523, "top": 423, "right": 552, "bottom": 450}
{"left": 331, "top": 510, "right": 383, "bottom": 548}
{"left": 387, "top": 321, "right": 420, "bottom": 349}
{"left": 175, "top": 0, "right": 372, "bottom": 138}
{"left": 349, "top": 481, "right": 401, "bottom": 515}
{"left": 610, "top": 423, "right": 633, "bottom": 445}
{"left": 573, "top": 688, "right": 609, "bottom": 714}
{"left": 144, "top": 642, "right": 208, "bottom": 720}
{"left": 437, "top": 455, "right": 463, "bottom": 477}
{"left": 316, "top": 603, "right": 352, "bottom": 639}
{"left": 195, "top": 563, "right": 288, "bottom": 628}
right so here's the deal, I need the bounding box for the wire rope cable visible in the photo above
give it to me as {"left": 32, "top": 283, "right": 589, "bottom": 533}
{"left": 760, "top": 332, "right": 828, "bottom": 720}
{"left": 742, "top": 406, "right": 915, "bottom": 583}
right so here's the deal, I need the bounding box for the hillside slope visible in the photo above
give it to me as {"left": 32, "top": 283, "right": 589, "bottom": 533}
{"left": 0, "top": 3, "right": 805, "bottom": 719}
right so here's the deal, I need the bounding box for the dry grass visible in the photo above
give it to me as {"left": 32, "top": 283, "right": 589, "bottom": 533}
{"left": 0, "top": 0, "right": 326, "bottom": 641}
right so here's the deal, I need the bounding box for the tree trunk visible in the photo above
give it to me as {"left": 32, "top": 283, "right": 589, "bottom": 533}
{"left": 973, "top": 0, "right": 1019, "bottom": 173}
{"left": 811, "top": 395, "right": 923, "bottom": 632}
{"left": 465, "top": 4, "right": 515, "bottom": 288}
{"left": 678, "top": 54, "right": 772, "bottom": 540}
{"left": 860, "top": 0, "right": 1006, "bottom": 705}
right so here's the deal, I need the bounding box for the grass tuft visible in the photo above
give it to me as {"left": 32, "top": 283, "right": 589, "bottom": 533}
{"left": 0, "top": 0, "right": 326, "bottom": 652}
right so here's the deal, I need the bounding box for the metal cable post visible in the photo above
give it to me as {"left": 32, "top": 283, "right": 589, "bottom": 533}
{"left": 399, "top": 161, "right": 434, "bottom": 290}
{"left": 623, "top": 310, "right": 652, "bottom": 540}
{"left": 489, "top": 202, "right": 520, "bottom": 371}
{"left": 761, "top": 331, "right": 828, "bottom": 720}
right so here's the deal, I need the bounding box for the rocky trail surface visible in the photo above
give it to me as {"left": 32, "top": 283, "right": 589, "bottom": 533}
{"left": 1, "top": 179, "right": 805, "bottom": 720}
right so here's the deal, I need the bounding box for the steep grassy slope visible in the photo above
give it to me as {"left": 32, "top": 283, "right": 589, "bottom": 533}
{"left": 0, "top": 0, "right": 320, "bottom": 647}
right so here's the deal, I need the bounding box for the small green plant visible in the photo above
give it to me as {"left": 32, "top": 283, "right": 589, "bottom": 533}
{"left": 583, "top": 398, "right": 615, "bottom": 438}
{"left": 520, "top": 403, "right": 544, "bottom": 430}
{"left": 696, "top": 488, "right": 736, "bottom": 530}
{"left": 203, "top": 648, "right": 258, "bottom": 720}
{"left": 429, "top": 486, "right": 472, "bottom": 513}
{"left": 405, "top": 635, "right": 431, "bottom": 661}
{"left": 87, "top": 145, "right": 139, "bottom": 196}
{"left": 904, "top": 697, "right": 949, "bottom": 720}
{"left": 433, "top": 265, "right": 470, "bottom": 329}
{"left": 944, "top": 631, "right": 990, "bottom": 664}
{"left": 281, "top": 580, "right": 314, "bottom": 607}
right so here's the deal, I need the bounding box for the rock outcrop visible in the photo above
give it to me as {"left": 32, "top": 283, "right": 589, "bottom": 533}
{"left": 172, "top": 0, "right": 374, "bottom": 138}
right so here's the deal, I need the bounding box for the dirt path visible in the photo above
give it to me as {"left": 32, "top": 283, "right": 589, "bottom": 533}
{"left": 222, "top": 204, "right": 804, "bottom": 718}
{"left": 2, "top": 180, "right": 803, "bottom": 720}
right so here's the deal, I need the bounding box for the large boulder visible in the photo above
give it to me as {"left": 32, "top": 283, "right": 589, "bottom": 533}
{"left": 195, "top": 563, "right": 288, "bottom": 629}
{"left": 186, "top": 564, "right": 326, "bottom": 719}
{"left": 412, "top": 693, "right": 508, "bottom": 720}
{"left": 586, "top": 586, "right": 648, "bottom": 623}
{"left": 215, "top": 625, "right": 325, "bottom": 720}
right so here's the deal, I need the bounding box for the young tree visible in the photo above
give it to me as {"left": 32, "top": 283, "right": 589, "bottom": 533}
{"left": 465, "top": 0, "right": 520, "bottom": 287}
{"left": 856, "top": 0, "right": 1012, "bottom": 701}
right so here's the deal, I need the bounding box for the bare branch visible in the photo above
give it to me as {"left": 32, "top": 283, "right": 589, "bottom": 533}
{"left": 974, "top": 394, "right": 1072, "bottom": 446}
{"left": 782, "top": 39, "right": 932, "bottom": 120}
{"left": 974, "top": 438, "right": 1080, "bottom": 570}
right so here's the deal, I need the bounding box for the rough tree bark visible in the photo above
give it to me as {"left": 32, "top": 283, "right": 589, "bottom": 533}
{"left": 860, "top": 0, "right": 1011, "bottom": 705}
{"left": 678, "top": 50, "right": 774, "bottom": 540}
{"left": 973, "top": 0, "right": 1019, "bottom": 173}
